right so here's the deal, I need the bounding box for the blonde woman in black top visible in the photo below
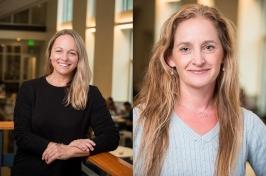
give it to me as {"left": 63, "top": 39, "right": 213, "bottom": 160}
{"left": 12, "top": 29, "right": 119, "bottom": 176}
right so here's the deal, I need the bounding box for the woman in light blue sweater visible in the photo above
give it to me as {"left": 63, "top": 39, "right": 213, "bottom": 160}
{"left": 134, "top": 4, "right": 266, "bottom": 176}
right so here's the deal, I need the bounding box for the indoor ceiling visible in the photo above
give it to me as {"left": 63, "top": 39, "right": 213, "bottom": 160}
{"left": 0, "top": 0, "right": 47, "bottom": 18}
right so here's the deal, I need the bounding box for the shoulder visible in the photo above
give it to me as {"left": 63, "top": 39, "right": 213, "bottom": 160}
{"left": 87, "top": 85, "right": 106, "bottom": 107}
{"left": 88, "top": 85, "right": 99, "bottom": 93}
{"left": 242, "top": 107, "right": 266, "bottom": 141}
{"left": 241, "top": 109, "right": 266, "bottom": 174}
{"left": 21, "top": 76, "right": 45, "bottom": 89}
{"left": 133, "top": 107, "right": 142, "bottom": 122}
{"left": 133, "top": 107, "right": 143, "bottom": 134}
{"left": 88, "top": 85, "right": 102, "bottom": 98}
{"left": 19, "top": 77, "right": 45, "bottom": 93}
{"left": 242, "top": 108, "right": 265, "bottom": 131}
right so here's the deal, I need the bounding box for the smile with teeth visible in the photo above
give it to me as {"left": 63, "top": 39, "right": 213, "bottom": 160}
{"left": 58, "top": 62, "right": 70, "bottom": 67}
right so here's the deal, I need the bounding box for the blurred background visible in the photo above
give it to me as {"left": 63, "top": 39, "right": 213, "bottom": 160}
{"left": 0, "top": 0, "right": 133, "bottom": 175}
{"left": 134, "top": 0, "right": 266, "bottom": 122}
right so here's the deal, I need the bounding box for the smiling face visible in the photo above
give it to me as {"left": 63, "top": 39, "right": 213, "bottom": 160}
{"left": 167, "top": 16, "right": 224, "bottom": 90}
{"left": 50, "top": 34, "right": 78, "bottom": 78}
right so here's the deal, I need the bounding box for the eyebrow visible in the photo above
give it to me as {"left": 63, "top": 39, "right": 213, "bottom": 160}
{"left": 54, "top": 47, "right": 62, "bottom": 50}
{"left": 201, "top": 40, "right": 217, "bottom": 45}
{"left": 68, "top": 49, "right": 77, "bottom": 52}
{"left": 176, "top": 40, "right": 218, "bottom": 47}
{"left": 54, "top": 47, "right": 77, "bottom": 52}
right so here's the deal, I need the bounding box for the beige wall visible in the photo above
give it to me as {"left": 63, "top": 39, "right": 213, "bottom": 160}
{"left": 237, "top": 0, "right": 263, "bottom": 97}
{"left": 215, "top": 0, "right": 238, "bottom": 25}
{"left": 73, "top": 0, "right": 87, "bottom": 40}
{"left": 93, "top": 0, "right": 115, "bottom": 98}
{"left": 133, "top": 0, "right": 155, "bottom": 94}
{"left": 39, "top": 0, "right": 58, "bottom": 76}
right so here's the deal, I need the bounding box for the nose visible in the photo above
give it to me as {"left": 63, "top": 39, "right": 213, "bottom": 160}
{"left": 61, "top": 52, "right": 68, "bottom": 61}
{"left": 191, "top": 48, "right": 205, "bottom": 66}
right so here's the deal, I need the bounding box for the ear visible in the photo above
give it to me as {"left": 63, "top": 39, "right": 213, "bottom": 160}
{"left": 166, "top": 55, "right": 176, "bottom": 68}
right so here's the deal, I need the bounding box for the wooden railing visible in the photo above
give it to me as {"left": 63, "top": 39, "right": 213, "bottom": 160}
{"left": 87, "top": 152, "right": 132, "bottom": 176}
{"left": 0, "top": 121, "right": 13, "bottom": 130}
{"left": 0, "top": 121, "right": 133, "bottom": 176}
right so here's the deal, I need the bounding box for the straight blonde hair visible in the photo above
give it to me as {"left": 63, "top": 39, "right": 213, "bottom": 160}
{"left": 134, "top": 4, "right": 243, "bottom": 176}
{"left": 45, "top": 29, "right": 91, "bottom": 110}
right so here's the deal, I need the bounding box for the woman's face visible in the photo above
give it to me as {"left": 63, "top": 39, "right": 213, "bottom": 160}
{"left": 167, "top": 16, "right": 224, "bottom": 90}
{"left": 50, "top": 34, "right": 78, "bottom": 78}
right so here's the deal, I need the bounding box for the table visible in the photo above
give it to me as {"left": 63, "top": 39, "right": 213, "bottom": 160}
{"left": 110, "top": 146, "right": 133, "bottom": 159}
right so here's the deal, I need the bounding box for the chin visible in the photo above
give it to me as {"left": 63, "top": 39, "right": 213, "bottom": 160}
{"left": 186, "top": 79, "right": 214, "bottom": 89}
{"left": 56, "top": 69, "right": 75, "bottom": 77}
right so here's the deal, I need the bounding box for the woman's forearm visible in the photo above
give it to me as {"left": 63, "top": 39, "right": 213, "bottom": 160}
{"left": 67, "top": 145, "right": 91, "bottom": 158}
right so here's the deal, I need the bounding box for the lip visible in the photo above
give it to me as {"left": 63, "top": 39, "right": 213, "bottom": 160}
{"left": 58, "top": 62, "right": 70, "bottom": 67}
{"left": 188, "top": 68, "right": 210, "bottom": 74}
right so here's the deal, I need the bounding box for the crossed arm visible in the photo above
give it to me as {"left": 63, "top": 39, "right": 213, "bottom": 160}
{"left": 14, "top": 83, "right": 119, "bottom": 165}
{"left": 42, "top": 139, "right": 96, "bottom": 164}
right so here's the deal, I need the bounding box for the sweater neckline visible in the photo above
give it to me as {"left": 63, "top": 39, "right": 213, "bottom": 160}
{"left": 171, "top": 112, "right": 219, "bottom": 142}
{"left": 43, "top": 76, "right": 68, "bottom": 89}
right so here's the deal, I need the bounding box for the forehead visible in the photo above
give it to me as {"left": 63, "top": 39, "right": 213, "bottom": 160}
{"left": 53, "top": 34, "right": 77, "bottom": 48}
{"left": 174, "top": 16, "right": 220, "bottom": 44}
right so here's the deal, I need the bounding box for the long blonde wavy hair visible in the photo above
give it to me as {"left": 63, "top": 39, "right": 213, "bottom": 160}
{"left": 134, "top": 4, "right": 243, "bottom": 176}
{"left": 45, "top": 29, "right": 91, "bottom": 110}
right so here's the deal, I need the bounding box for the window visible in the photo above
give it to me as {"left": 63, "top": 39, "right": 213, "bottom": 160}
{"left": 122, "top": 0, "right": 133, "bottom": 11}
{"left": 0, "top": 16, "right": 11, "bottom": 23}
{"left": 86, "top": 0, "right": 96, "bottom": 27}
{"left": 62, "top": 0, "right": 73, "bottom": 23}
{"left": 116, "top": 0, "right": 133, "bottom": 13}
{"left": 31, "top": 3, "right": 47, "bottom": 25}
{"left": 0, "top": 2, "right": 47, "bottom": 26}
{"left": 57, "top": 0, "right": 73, "bottom": 30}
{"left": 14, "top": 9, "right": 29, "bottom": 24}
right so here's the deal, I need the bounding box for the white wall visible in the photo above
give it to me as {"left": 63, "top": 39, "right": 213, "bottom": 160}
{"left": 237, "top": 0, "right": 264, "bottom": 97}
{"left": 112, "top": 26, "right": 132, "bottom": 102}
{"left": 257, "top": 0, "right": 266, "bottom": 115}
{"left": 155, "top": 0, "right": 180, "bottom": 42}
{"left": 85, "top": 29, "right": 95, "bottom": 84}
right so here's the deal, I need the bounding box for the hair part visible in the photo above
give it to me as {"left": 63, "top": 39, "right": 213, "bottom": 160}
{"left": 134, "top": 4, "right": 242, "bottom": 176}
{"left": 45, "top": 29, "right": 92, "bottom": 110}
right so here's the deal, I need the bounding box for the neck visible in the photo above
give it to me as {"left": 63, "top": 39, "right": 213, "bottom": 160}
{"left": 177, "top": 83, "right": 216, "bottom": 111}
{"left": 47, "top": 72, "right": 72, "bottom": 87}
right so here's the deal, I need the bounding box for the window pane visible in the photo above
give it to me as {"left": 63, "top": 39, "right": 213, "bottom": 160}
{"left": 14, "top": 9, "right": 29, "bottom": 24}
{"left": 0, "top": 54, "right": 2, "bottom": 79}
{"left": 5, "top": 55, "right": 20, "bottom": 80}
{"left": 0, "top": 16, "right": 11, "bottom": 23}
{"left": 6, "top": 46, "right": 12, "bottom": 53}
{"left": 62, "top": 0, "right": 73, "bottom": 22}
{"left": 122, "top": 0, "right": 132, "bottom": 11}
{"left": 14, "top": 46, "right": 21, "bottom": 53}
{"left": 31, "top": 3, "right": 47, "bottom": 25}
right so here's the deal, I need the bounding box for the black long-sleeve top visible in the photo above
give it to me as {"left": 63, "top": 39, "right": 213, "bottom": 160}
{"left": 11, "top": 76, "right": 119, "bottom": 176}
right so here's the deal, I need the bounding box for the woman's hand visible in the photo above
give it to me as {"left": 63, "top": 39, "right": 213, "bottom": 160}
{"left": 42, "top": 139, "right": 96, "bottom": 164}
{"left": 69, "top": 139, "right": 96, "bottom": 152}
{"left": 42, "top": 142, "right": 72, "bottom": 164}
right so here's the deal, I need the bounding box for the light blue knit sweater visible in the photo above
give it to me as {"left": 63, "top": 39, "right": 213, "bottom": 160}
{"left": 133, "top": 108, "right": 266, "bottom": 176}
